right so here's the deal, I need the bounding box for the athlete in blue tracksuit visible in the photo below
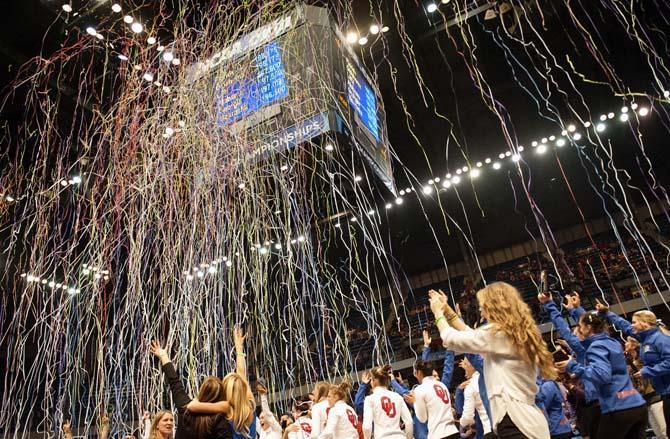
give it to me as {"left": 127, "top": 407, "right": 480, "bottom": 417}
{"left": 565, "top": 311, "right": 647, "bottom": 439}
{"left": 542, "top": 296, "right": 600, "bottom": 437}
{"left": 536, "top": 377, "right": 573, "bottom": 439}
{"left": 601, "top": 308, "right": 670, "bottom": 429}
{"left": 388, "top": 343, "right": 455, "bottom": 439}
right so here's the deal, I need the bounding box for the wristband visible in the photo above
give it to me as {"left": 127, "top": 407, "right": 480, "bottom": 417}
{"left": 435, "top": 315, "right": 447, "bottom": 326}
{"left": 237, "top": 352, "right": 246, "bottom": 357}
{"left": 446, "top": 313, "right": 459, "bottom": 321}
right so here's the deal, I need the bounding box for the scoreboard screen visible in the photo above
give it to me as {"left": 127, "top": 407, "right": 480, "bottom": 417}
{"left": 214, "top": 42, "right": 289, "bottom": 126}
{"left": 346, "top": 60, "right": 379, "bottom": 142}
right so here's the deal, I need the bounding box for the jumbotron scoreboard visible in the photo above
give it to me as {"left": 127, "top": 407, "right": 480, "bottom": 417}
{"left": 186, "top": 4, "right": 396, "bottom": 195}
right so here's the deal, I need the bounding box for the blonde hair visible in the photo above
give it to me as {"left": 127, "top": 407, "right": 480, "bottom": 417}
{"left": 221, "top": 372, "right": 254, "bottom": 437}
{"left": 313, "top": 381, "right": 330, "bottom": 402}
{"left": 477, "top": 282, "right": 557, "bottom": 380}
{"left": 149, "top": 411, "right": 173, "bottom": 439}
{"left": 329, "top": 381, "right": 352, "bottom": 402}
{"left": 633, "top": 310, "right": 670, "bottom": 334}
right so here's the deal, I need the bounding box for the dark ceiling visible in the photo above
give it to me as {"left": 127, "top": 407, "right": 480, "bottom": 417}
{"left": 1, "top": 0, "right": 668, "bottom": 277}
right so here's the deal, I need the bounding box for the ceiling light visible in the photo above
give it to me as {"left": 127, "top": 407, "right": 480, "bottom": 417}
{"left": 599, "top": 114, "right": 607, "bottom": 121}
{"left": 358, "top": 37, "right": 368, "bottom": 45}
{"left": 451, "top": 176, "right": 461, "bottom": 184}
{"left": 395, "top": 197, "right": 403, "bottom": 205}
{"left": 385, "top": 203, "right": 393, "bottom": 209}
{"left": 131, "top": 22, "right": 143, "bottom": 33}
{"left": 607, "top": 112, "right": 615, "bottom": 119}
{"left": 171, "top": 58, "right": 181, "bottom": 66}
{"left": 62, "top": 4, "right": 73, "bottom": 13}
{"left": 536, "top": 144, "right": 547, "bottom": 154}
{"left": 162, "top": 52, "right": 174, "bottom": 62}
{"left": 5, "top": 195, "right": 14, "bottom": 202}
{"left": 492, "top": 162, "right": 501, "bottom": 170}
{"left": 143, "top": 72, "right": 154, "bottom": 82}
{"left": 619, "top": 113, "right": 629, "bottom": 122}
{"left": 118, "top": 54, "right": 128, "bottom": 61}
{"left": 638, "top": 107, "right": 650, "bottom": 117}
{"left": 346, "top": 32, "right": 358, "bottom": 44}
{"left": 238, "top": 182, "right": 245, "bottom": 189}
{"left": 441, "top": 0, "right": 451, "bottom": 3}
{"left": 621, "top": 106, "right": 629, "bottom": 113}
{"left": 596, "top": 123, "right": 606, "bottom": 132}
{"left": 325, "top": 143, "right": 334, "bottom": 151}
{"left": 427, "top": 3, "right": 438, "bottom": 13}
{"left": 573, "top": 133, "right": 582, "bottom": 140}
{"left": 442, "top": 180, "right": 452, "bottom": 188}
{"left": 518, "top": 146, "right": 525, "bottom": 152}
{"left": 226, "top": 261, "right": 233, "bottom": 267}
{"left": 162, "top": 86, "right": 171, "bottom": 93}
{"left": 498, "top": 153, "right": 505, "bottom": 159}
{"left": 297, "top": 235, "right": 306, "bottom": 242}
{"left": 354, "top": 175, "right": 363, "bottom": 182}
{"left": 556, "top": 138, "right": 566, "bottom": 147}
{"left": 531, "top": 141, "right": 538, "bottom": 147}
{"left": 381, "top": 26, "right": 389, "bottom": 33}
{"left": 157, "top": 45, "right": 165, "bottom": 52}
{"left": 86, "top": 27, "right": 97, "bottom": 36}
{"left": 631, "top": 103, "right": 639, "bottom": 110}
{"left": 664, "top": 90, "right": 670, "bottom": 98}
{"left": 111, "top": 4, "right": 122, "bottom": 12}
{"left": 470, "top": 169, "right": 481, "bottom": 178}
{"left": 71, "top": 176, "right": 82, "bottom": 184}
{"left": 567, "top": 124, "right": 576, "bottom": 132}
{"left": 370, "top": 24, "right": 380, "bottom": 35}
{"left": 147, "top": 36, "right": 156, "bottom": 45}
{"left": 60, "top": 180, "right": 69, "bottom": 187}
{"left": 422, "top": 185, "right": 433, "bottom": 195}
{"left": 123, "top": 15, "right": 133, "bottom": 23}
{"left": 512, "top": 153, "right": 521, "bottom": 162}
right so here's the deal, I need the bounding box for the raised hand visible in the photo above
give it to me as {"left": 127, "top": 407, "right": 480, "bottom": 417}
{"left": 63, "top": 420, "right": 72, "bottom": 435}
{"left": 595, "top": 298, "right": 609, "bottom": 313}
{"left": 256, "top": 382, "right": 268, "bottom": 395}
{"left": 234, "top": 325, "right": 246, "bottom": 349}
{"left": 361, "top": 372, "right": 371, "bottom": 385}
{"left": 428, "top": 290, "right": 447, "bottom": 317}
{"left": 564, "top": 293, "right": 580, "bottom": 310}
{"left": 142, "top": 411, "right": 151, "bottom": 420}
{"left": 422, "top": 329, "right": 432, "bottom": 347}
{"left": 537, "top": 290, "right": 552, "bottom": 304}
{"left": 150, "top": 340, "right": 168, "bottom": 358}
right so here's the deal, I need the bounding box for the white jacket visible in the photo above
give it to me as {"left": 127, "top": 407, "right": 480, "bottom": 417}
{"left": 288, "top": 416, "right": 313, "bottom": 439}
{"left": 310, "top": 399, "right": 330, "bottom": 437}
{"left": 413, "top": 376, "right": 458, "bottom": 439}
{"left": 460, "top": 372, "right": 491, "bottom": 434}
{"left": 439, "top": 324, "right": 550, "bottom": 439}
{"left": 362, "top": 387, "right": 413, "bottom": 439}
{"left": 317, "top": 400, "right": 359, "bottom": 439}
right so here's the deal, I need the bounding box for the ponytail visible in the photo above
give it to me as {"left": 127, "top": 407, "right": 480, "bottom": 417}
{"left": 370, "top": 365, "right": 392, "bottom": 387}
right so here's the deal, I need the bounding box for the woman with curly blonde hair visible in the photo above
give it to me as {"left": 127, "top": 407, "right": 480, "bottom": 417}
{"left": 429, "top": 283, "right": 554, "bottom": 439}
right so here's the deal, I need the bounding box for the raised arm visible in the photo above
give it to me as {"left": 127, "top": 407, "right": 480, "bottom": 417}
{"left": 354, "top": 373, "right": 370, "bottom": 416}
{"left": 98, "top": 414, "right": 110, "bottom": 439}
{"left": 234, "top": 325, "right": 248, "bottom": 378}
{"left": 150, "top": 340, "right": 192, "bottom": 409}
{"left": 141, "top": 411, "right": 151, "bottom": 439}
{"left": 390, "top": 375, "right": 410, "bottom": 397}
{"left": 62, "top": 420, "right": 73, "bottom": 439}
{"left": 440, "top": 350, "right": 455, "bottom": 387}
{"left": 541, "top": 298, "right": 585, "bottom": 357}
{"left": 603, "top": 311, "right": 635, "bottom": 338}
{"left": 185, "top": 399, "right": 230, "bottom": 414}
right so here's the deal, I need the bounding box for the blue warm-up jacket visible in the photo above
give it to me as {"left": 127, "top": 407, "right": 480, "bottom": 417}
{"left": 536, "top": 378, "right": 573, "bottom": 437}
{"left": 604, "top": 311, "right": 670, "bottom": 396}
{"left": 543, "top": 301, "right": 598, "bottom": 403}
{"left": 567, "top": 332, "right": 646, "bottom": 414}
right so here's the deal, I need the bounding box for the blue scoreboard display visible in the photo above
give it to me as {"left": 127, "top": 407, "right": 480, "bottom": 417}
{"left": 214, "top": 42, "right": 289, "bottom": 126}
{"left": 346, "top": 60, "right": 380, "bottom": 142}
